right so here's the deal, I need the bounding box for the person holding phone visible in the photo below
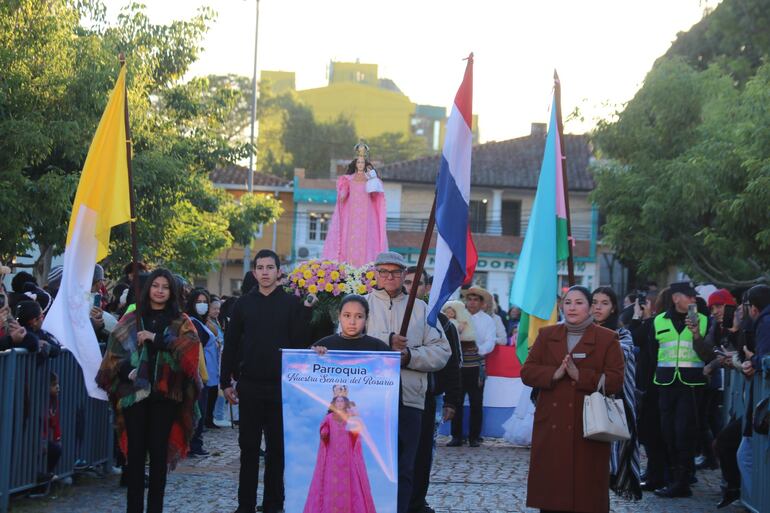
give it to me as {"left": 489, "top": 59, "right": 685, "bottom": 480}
{"left": 16, "top": 300, "right": 61, "bottom": 360}
{"left": 733, "top": 284, "right": 770, "bottom": 501}
{"left": 0, "top": 293, "right": 37, "bottom": 352}
{"left": 692, "top": 289, "right": 738, "bottom": 473}
{"left": 89, "top": 264, "right": 117, "bottom": 342}
{"left": 698, "top": 288, "right": 745, "bottom": 508}
{"left": 701, "top": 289, "right": 739, "bottom": 359}
{"left": 628, "top": 287, "right": 671, "bottom": 493}
{"left": 648, "top": 281, "right": 708, "bottom": 499}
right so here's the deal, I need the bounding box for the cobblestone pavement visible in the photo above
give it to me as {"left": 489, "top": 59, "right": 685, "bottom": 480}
{"left": 10, "top": 428, "right": 740, "bottom": 513}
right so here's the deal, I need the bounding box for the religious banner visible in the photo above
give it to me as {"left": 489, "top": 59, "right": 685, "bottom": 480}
{"left": 282, "top": 349, "right": 400, "bottom": 513}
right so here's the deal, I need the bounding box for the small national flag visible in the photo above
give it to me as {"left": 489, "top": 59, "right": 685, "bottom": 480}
{"left": 43, "top": 66, "right": 131, "bottom": 400}
{"left": 426, "top": 55, "right": 478, "bottom": 327}
{"left": 511, "top": 92, "right": 570, "bottom": 365}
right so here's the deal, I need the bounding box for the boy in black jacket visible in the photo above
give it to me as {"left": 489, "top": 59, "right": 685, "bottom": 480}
{"left": 220, "top": 249, "right": 316, "bottom": 513}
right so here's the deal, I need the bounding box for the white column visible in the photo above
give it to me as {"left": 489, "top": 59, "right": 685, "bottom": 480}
{"left": 384, "top": 182, "right": 402, "bottom": 231}
{"left": 486, "top": 271, "right": 512, "bottom": 310}
{"left": 488, "top": 189, "right": 503, "bottom": 235}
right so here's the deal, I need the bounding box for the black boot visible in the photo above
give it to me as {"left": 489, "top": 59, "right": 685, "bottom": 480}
{"left": 654, "top": 467, "right": 692, "bottom": 498}
{"left": 717, "top": 488, "right": 740, "bottom": 508}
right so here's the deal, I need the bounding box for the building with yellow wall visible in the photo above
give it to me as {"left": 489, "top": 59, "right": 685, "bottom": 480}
{"left": 298, "top": 81, "right": 415, "bottom": 139}
{"left": 260, "top": 61, "right": 477, "bottom": 152}
{"left": 261, "top": 70, "right": 296, "bottom": 94}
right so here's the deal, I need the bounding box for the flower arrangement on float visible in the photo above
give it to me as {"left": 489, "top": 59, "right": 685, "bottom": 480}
{"left": 286, "top": 259, "right": 378, "bottom": 326}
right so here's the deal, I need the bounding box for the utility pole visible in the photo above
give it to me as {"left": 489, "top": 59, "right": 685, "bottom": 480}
{"left": 243, "top": 0, "right": 261, "bottom": 275}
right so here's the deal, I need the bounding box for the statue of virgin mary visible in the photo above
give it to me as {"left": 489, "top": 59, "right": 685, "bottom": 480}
{"left": 321, "top": 142, "right": 388, "bottom": 266}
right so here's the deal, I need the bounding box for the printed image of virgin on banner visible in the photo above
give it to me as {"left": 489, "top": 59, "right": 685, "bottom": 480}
{"left": 282, "top": 349, "right": 400, "bottom": 513}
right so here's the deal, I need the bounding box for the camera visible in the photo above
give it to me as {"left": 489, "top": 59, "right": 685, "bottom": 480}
{"left": 636, "top": 290, "right": 647, "bottom": 308}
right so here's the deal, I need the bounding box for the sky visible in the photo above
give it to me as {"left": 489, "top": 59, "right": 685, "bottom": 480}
{"left": 99, "top": 0, "right": 720, "bottom": 142}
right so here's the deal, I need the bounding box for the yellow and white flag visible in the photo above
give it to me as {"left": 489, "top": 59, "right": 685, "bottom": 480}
{"left": 44, "top": 66, "right": 131, "bottom": 400}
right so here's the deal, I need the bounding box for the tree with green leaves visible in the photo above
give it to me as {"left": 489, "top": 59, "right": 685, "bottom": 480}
{"left": 256, "top": 80, "right": 357, "bottom": 179}
{"left": 592, "top": 55, "right": 770, "bottom": 286}
{"left": 224, "top": 192, "right": 283, "bottom": 249}
{"left": 663, "top": 0, "right": 770, "bottom": 86}
{"left": 0, "top": 0, "right": 281, "bottom": 280}
{"left": 367, "top": 131, "right": 433, "bottom": 164}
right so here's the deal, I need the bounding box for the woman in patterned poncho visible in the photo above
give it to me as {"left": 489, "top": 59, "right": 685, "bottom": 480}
{"left": 96, "top": 268, "right": 201, "bottom": 513}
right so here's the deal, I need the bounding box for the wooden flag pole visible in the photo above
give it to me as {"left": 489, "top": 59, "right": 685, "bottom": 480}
{"left": 553, "top": 70, "right": 576, "bottom": 287}
{"left": 398, "top": 195, "right": 437, "bottom": 337}
{"left": 120, "top": 54, "right": 142, "bottom": 320}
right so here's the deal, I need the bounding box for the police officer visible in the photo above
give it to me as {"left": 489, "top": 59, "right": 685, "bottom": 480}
{"left": 650, "top": 281, "right": 708, "bottom": 498}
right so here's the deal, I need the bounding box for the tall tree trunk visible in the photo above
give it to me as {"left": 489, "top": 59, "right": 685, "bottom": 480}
{"left": 34, "top": 245, "right": 53, "bottom": 285}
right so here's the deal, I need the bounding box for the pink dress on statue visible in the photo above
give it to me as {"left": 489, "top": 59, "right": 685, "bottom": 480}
{"left": 303, "top": 413, "right": 377, "bottom": 513}
{"left": 322, "top": 174, "right": 388, "bottom": 266}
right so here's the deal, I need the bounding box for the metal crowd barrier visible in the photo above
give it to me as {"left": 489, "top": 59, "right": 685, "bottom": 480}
{"left": 740, "top": 356, "right": 770, "bottom": 513}
{"left": 0, "top": 348, "right": 113, "bottom": 513}
{"left": 723, "top": 365, "right": 747, "bottom": 424}
{"left": 723, "top": 356, "right": 770, "bottom": 513}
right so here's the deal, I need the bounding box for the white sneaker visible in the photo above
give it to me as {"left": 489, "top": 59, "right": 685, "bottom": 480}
{"left": 213, "top": 418, "right": 231, "bottom": 428}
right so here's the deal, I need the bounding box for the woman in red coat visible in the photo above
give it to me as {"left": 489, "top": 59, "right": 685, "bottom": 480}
{"left": 521, "top": 286, "right": 625, "bottom": 513}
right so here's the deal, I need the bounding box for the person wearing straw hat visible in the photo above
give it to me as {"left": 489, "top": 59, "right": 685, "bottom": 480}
{"left": 448, "top": 286, "right": 496, "bottom": 448}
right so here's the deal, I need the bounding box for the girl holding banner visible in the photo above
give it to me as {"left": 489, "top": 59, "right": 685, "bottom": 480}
{"left": 305, "top": 294, "right": 391, "bottom": 512}
{"left": 311, "top": 294, "right": 390, "bottom": 353}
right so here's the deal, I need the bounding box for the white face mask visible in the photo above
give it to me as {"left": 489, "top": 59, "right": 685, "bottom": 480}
{"left": 195, "top": 303, "right": 209, "bottom": 316}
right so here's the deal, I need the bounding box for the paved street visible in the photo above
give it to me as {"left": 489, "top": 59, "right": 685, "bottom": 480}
{"left": 11, "top": 427, "right": 736, "bottom": 513}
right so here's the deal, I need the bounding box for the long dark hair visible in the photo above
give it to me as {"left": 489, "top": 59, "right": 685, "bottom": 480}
{"left": 346, "top": 158, "right": 372, "bottom": 175}
{"left": 591, "top": 286, "right": 620, "bottom": 331}
{"left": 137, "top": 268, "right": 181, "bottom": 319}
{"left": 185, "top": 287, "right": 211, "bottom": 322}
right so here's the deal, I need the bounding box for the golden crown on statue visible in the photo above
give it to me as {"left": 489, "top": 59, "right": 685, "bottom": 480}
{"left": 332, "top": 384, "right": 349, "bottom": 398}
{"left": 354, "top": 141, "right": 369, "bottom": 159}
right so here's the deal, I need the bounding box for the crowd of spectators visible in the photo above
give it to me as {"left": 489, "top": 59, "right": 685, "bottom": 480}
{"left": 0, "top": 261, "right": 238, "bottom": 499}
{"left": 3, "top": 259, "right": 769, "bottom": 512}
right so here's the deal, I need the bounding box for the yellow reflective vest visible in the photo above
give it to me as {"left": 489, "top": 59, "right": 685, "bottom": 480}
{"left": 653, "top": 312, "right": 708, "bottom": 386}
